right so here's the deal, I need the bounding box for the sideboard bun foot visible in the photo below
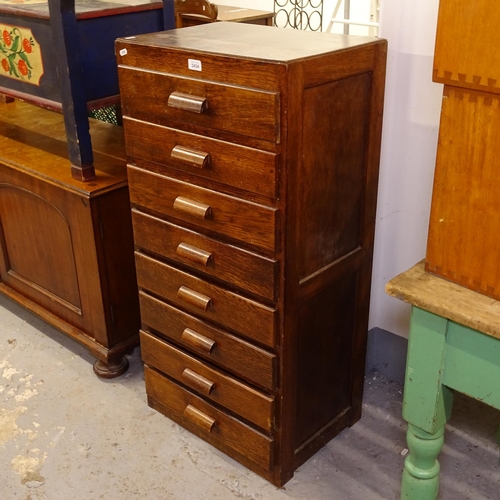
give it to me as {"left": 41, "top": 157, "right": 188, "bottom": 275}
{"left": 93, "top": 357, "right": 129, "bottom": 379}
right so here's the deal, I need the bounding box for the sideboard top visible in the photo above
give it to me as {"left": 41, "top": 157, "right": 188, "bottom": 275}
{"left": 0, "top": 100, "right": 127, "bottom": 194}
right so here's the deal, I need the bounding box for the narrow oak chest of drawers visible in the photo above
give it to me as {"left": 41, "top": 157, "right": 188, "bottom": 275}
{"left": 117, "top": 23, "right": 387, "bottom": 486}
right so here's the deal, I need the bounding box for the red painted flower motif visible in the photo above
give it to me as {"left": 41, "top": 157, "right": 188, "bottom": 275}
{"left": 1, "top": 28, "right": 36, "bottom": 81}
{"left": 18, "top": 59, "right": 28, "bottom": 76}
{"left": 22, "top": 38, "right": 32, "bottom": 53}
{"left": 2, "top": 29, "right": 12, "bottom": 46}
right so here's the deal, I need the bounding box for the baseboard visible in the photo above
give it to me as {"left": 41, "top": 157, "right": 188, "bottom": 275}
{"left": 365, "top": 327, "right": 408, "bottom": 384}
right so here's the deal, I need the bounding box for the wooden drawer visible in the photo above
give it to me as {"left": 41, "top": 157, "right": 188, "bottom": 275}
{"left": 128, "top": 165, "right": 278, "bottom": 253}
{"left": 118, "top": 67, "right": 280, "bottom": 142}
{"left": 135, "top": 252, "right": 277, "bottom": 347}
{"left": 141, "top": 330, "right": 274, "bottom": 431}
{"left": 132, "top": 210, "right": 277, "bottom": 301}
{"left": 145, "top": 365, "right": 274, "bottom": 471}
{"left": 139, "top": 291, "right": 276, "bottom": 390}
{"left": 123, "top": 117, "right": 278, "bottom": 198}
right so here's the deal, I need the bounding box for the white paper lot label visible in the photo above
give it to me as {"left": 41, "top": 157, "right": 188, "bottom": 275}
{"left": 188, "top": 59, "right": 202, "bottom": 71}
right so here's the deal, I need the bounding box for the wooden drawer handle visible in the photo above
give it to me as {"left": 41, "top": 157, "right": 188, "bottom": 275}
{"left": 173, "top": 196, "right": 212, "bottom": 220}
{"left": 176, "top": 242, "right": 213, "bottom": 267}
{"left": 168, "top": 92, "right": 208, "bottom": 114}
{"left": 184, "top": 404, "right": 216, "bottom": 432}
{"left": 171, "top": 145, "right": 211, "bottom": 169}
{"left": 177, "top": 286, "right": 212, "bottom": 311}
{"left": 182, "top": 368, "right": 215, "bottom": 395}
{"left": 181, "top": 328, "right": 217, "bottom": 354}
{"left": 182, "top": 328, "right": 216, "bottom": 354}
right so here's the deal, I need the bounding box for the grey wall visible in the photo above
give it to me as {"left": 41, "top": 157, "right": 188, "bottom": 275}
{"left": 365, "top": 327, "right": 408, "bottom": 384}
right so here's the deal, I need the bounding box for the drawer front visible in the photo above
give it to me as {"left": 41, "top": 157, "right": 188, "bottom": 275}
{"left": 139, "top": 292, "right": 276, "bottom": 390}
{"left": 145, "top": 365, "right": 274, "bottom": 471}
{"left": 128, "top": 166, "right": 278, "bottom": 253}
{"left": 136, "top": 252, "right": 277, "bottom": 347}
{"left": 141, "top": 330, "right": 274, "bottom": 432}
{"left": 119, "top": 67, "right": 280, "bottom": 142}
{"left": 132, "top": 210, "right": 277, "bottom": 301}
{"left": 123, "top": 117, "right": 278, "bottom": 198}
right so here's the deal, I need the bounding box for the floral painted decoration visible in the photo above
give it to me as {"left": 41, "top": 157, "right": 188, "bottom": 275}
{"left": 1, "top": 27, "right": 35, "bottom": 79}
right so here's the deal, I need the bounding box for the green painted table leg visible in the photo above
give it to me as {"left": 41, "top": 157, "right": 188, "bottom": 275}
{"left": 401, "top": 424, "right": 444, "bottom": 500}
{"left": 401, "top": 308, "right": 454, "bottom": 500}
{"left": 389, "top": 265, "right": 500, "bottom": 498}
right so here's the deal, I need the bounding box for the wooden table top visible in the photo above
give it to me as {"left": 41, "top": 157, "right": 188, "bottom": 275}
{"left": 386, "top": 260, "right": 500, "bottom": 340}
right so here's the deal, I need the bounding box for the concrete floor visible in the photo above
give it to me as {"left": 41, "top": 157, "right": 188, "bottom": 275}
{"left": 1, "top": 294, "right": 499, "bottom": 500}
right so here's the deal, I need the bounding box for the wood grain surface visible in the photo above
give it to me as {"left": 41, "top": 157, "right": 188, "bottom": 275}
{"left": 433, "top": 0, "right": 500, "bottom": 94}
{"left": 386, "top": 261, "right": 500, "bottom": 340}
{"left": 426, "top": 86, "right": 500, "bottom": 300}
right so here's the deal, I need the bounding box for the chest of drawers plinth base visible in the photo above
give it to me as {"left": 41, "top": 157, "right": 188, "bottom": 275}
{"left": 118, "top": 22, "right": 387, "bottom": 486}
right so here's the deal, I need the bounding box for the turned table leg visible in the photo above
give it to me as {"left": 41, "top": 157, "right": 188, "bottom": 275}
{"left": 401, "top": 424, "right": 444, "bottom": 499}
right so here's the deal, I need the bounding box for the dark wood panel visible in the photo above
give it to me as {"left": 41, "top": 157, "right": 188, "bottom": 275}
{"left": 294, "top": 272, "right": 357, "bottom": 448}
{"left": 0, "top": 165, "right": 102, "bottom": 334}
{"left": 92, "top": 187, "right": 140, "bottom": 346}
{"left": 0, "top": 184, "right": 81, "bottom": 312}
{"left": 301, "top": 44, "right": 376, "bottom": 88}
{"left": 299, "top": 73, "right": 370, "bottom": 280}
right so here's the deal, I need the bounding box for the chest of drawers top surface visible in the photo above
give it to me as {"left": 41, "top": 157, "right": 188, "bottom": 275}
{"left": 117, "top": 21, "right": 378, "bottom": 64}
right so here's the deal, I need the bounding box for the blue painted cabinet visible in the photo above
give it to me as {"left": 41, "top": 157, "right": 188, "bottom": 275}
{"left": 0, "top": 0, "right": 174, "bottom": 179}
